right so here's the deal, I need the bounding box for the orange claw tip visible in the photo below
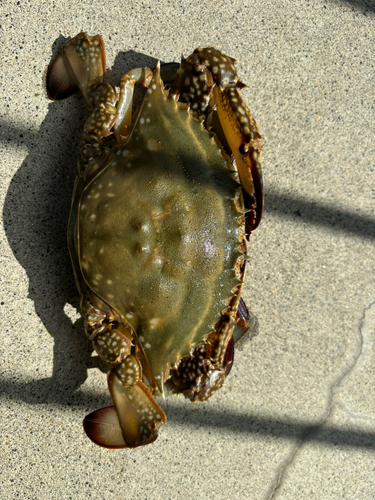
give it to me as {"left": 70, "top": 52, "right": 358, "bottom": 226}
{"left": 83, "top": 406, "right": 128, "bottom": 448}
{"left": 46, "top": 52, "right": 79, "bottom": 101}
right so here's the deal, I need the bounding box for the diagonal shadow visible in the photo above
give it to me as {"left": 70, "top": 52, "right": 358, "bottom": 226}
{"left": 1, "top": 377, "right": 375, "bottom": 450}
{"left": 167, "top": 404, "right": 375, "bottom": 450}
{"left": 264, "top": 192, "right": 375, "bottom": 241}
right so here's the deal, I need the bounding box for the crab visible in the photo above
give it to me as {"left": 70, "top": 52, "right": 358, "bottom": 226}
{"left": 46, "top": 32, "right": 263, "bottom": 448}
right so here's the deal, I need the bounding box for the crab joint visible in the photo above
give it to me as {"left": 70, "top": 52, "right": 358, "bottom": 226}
{"left": 213, "top": 85, "right": 263, "bottom": 230}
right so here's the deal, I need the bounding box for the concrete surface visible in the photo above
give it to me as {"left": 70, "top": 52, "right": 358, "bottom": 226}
{"left": 1, "top": 0, "right": 374, "bottom": 499}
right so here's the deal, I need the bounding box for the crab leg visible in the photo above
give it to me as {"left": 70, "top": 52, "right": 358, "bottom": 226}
{"left": 214, "top": 85, "right": 263, "bottom": 231}
{"left": 84, "top": 366, "right": 166, "bottom": 449}
{"left": 166, "top": 311, "right": 237, "bottom": 403}
{"left": 47, "top": 33, "right": 154, "bottom": 179}
{"left": 46, "top": 32, "right": 107, "bottom": 107}
{"left": 81, "top": 292, "right": 166, "bottom": 448}
{"left": 167, "top": 298, "right": 252, "bottom": 403}
{"left": 114, "top": 68, "right": 153, "bottom": 141}
{"left": 47, "top": 33, "right": 119, "bottom": 180}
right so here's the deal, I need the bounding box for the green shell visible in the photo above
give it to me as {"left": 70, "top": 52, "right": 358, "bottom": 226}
{"left": 77, "top": 68, "right": 242, "bottom": 386}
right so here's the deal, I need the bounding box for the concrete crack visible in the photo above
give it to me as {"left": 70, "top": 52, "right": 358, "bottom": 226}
{"left": 265, "top": 301, "right": 375, "bottom": 500}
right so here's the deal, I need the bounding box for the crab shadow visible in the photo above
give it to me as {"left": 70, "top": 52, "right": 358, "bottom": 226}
{"left": 2, "top": 35, "right": 161, "bottom": 408}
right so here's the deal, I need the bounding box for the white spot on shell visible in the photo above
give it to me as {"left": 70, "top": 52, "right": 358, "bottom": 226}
{"left": 146, "top": 139, "right": 159, "bottom": 151}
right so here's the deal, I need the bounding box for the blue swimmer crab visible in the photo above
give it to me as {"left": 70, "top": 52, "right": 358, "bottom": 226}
{"left": 46, "top": 33, "right": 263, "bottom": 448}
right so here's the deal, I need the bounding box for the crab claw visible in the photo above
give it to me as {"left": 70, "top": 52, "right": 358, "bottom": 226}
{"left": 83, "top": 370, "right": 166, "bottom": 448}
{"left": 46, "top": 32, "right": 106, "bottom": 106}
{"left": 213, "top": 85, "right": 263, "bottom": 231}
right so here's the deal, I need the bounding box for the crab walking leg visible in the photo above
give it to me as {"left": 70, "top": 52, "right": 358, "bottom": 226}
{"left": 46, "top": 32, "right": 120, "bottom": 180}
{"left": 167, "top": 311, "right": 238, "bottom": 403}
{"left": 46, "top": 33, "right": 106, "bottom": 104}
{"left": 81, "top": 292, "right": 166, "bottom": 448}
{"left": 46, "top": 32, "right": 118, "bottom": 113}
{"left": 114, "top": 68, "right": 153, "bottom": 141}
{"left": 84, "top": 360, "right": 167, "bottom": 449}
{"left": 78, "top": 101, "right": 118, "bottom": 182}
{"left": 232, "top": 297, "right": 252, "bottom": 343}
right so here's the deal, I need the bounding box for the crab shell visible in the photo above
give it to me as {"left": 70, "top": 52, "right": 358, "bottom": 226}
{"left": 46, "top": 33, "right": 263, "bottom": 448}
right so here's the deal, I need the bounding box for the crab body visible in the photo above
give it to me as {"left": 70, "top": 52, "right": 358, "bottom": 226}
{"left": 47, "top": 33, "right": 263, "bottom": 448}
